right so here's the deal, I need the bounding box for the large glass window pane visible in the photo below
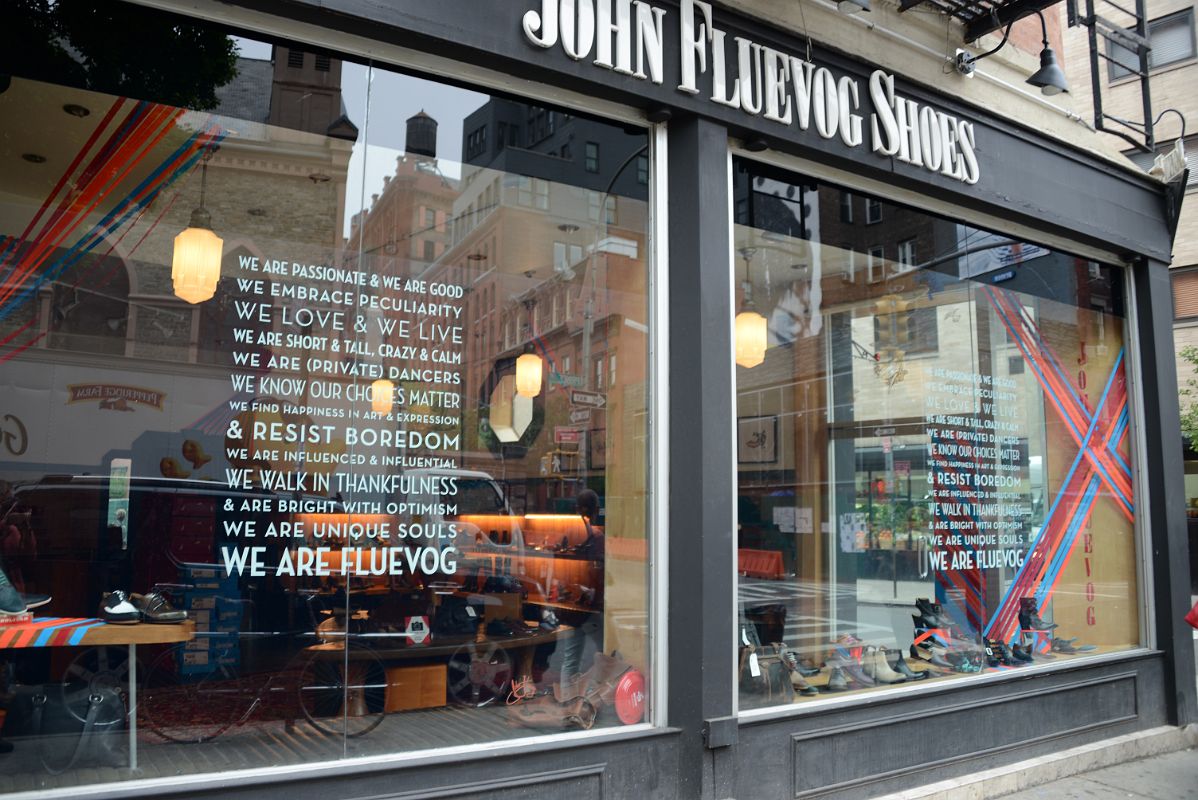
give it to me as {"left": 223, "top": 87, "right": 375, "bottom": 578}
{"left": 0, "top": 5, "right": 653, "bottom": 792}
{"left": 732, "top": 159, "right": 1140, "bottom": 711}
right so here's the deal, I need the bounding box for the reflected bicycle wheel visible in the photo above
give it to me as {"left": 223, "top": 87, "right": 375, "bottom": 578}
{"left": 446, "top": 639, "right": 511, "bottom": 708}
{"left": 297, "top": 645, "right": 386, "bottom": 737}
{"left": 140, "top": 645, "right": 249, "bottom": 744}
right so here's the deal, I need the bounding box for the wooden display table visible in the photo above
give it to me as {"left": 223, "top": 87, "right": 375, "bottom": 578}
{"left": 306, "top": 622, "right": 572, "bottom": 673}
{"left": 0, "top": 618, "right": 195, "bottom": 770}
{"left": 306, "top": 622, "right": 574, "bottom": 707}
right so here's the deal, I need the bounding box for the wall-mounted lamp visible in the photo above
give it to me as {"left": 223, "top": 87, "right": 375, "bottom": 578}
{"left": 837, "top": 0, "right": 871, "bottom": 13}
{"left": 955, "top": 11, "right": 1068, "bottom": 96}
{"left": 735, "top": 248, "right": 767, "bottom": 369}
{"left": 172, "top": 149, "right": 223, "bottom": 304}
{"left": 371, "top": 376, "right": 395, "bottom": 414}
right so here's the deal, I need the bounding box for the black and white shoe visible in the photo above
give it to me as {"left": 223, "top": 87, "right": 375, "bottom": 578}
{"left": 100, "top": 590, "right": 141, "bottom": 624}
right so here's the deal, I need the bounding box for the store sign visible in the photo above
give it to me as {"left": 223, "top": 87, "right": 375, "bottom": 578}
{"left": 522, "top": 0, "right": 980, "bottom": 184}
{"left": 67, "top": 383, "right": 166, "bottom": 412}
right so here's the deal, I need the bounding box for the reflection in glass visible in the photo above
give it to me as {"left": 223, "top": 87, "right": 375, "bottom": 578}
{"left": 732, "top": 159, "right": 1139, "bottom": 710}
{"left": 0, "top": 8, "right": 652, "bottom": 792}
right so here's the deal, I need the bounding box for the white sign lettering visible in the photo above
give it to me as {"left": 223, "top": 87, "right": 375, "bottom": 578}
{"left": 522, "top": 0, "right": 981, "bottom": 184}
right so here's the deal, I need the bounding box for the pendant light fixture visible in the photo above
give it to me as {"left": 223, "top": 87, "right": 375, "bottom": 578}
{"left": 172, "top": 148, "right": 223, "bottom": 304}
{"left": 1025, "top": 12, "right": 1070, "bottom": 96}
{"left": 735, "top": 247, "right": 767, "bottom": 369}
{"left": 371, "top": 376, "right": 395, "bottom": 415}
{"left": 954, "top": 11, "right": 1068, "bottom": 96}
{"left": 516, "top": 297, "right": 543, "bottom": 398}
{"left": 516, "top": 348, "right": 543, "bottom": 398}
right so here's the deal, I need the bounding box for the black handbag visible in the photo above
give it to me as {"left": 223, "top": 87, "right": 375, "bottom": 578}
{"left": 5, "top": 684, "right": 125, "bottom": 773}
{"left": 433, "top": 596, "right": 482, "bottom": 636}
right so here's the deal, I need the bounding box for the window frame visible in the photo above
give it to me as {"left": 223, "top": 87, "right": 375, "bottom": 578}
{"left": 1171, "top": 265, "right": 1198, "bottom": 322}
{"left": 1107, "top": 8, "right": 1196, "bottom": 81}
{"left": 0, "top": 4, "right": 674, "bottom": 788}
{"left": 865, "top": 197, "right": 883, "bottom": 224}
{"left": 729, "top": 148, "right": 1151, "bottom": 722}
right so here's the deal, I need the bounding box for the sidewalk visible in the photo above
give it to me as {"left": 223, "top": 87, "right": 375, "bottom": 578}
{"left": 880, "top": 606, "right": 1198, "bottom": 800}
{"left": 997, "top": 747, "right": 1198, "bottom": 799}
{"left": 998, "top": 603, "right": 1198, "bottom": 799}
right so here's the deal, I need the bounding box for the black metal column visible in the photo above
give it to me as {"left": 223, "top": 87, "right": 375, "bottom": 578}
{"left": 666, "top": 115, "right": 736, "bottom": 800}
{"left": 1132, "top": 257, "right": 1196, "bottom": 727}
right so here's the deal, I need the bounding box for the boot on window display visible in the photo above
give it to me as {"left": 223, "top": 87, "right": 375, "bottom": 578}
{"left": 1018, "top": 597, "right": 1058, "bottom": 631}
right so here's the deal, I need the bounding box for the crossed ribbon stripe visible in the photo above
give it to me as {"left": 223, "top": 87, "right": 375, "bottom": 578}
{"left": 0, "top": 99, "right": 225, "bottom": 334}
{"left": 981, "top": 286, "right": 1132, "bottom": 643}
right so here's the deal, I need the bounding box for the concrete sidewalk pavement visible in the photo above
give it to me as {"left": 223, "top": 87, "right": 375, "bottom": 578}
{"left": 997, "top": 747, "right": 1198, "bottom": 799}
{"left": 999, "top": 605, "right": 1198, "bottom": 799}
{"left": 877, "top": 610, "right": 1198, "bottom": 800}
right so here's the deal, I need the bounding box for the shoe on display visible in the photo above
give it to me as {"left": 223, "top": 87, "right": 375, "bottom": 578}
{"left": 19, "top": 593, "right": 50, "bottom": 611}
{"left": 1051, "top": 637, "right": 1091, "bottom": 654}
{"left": 910, "top": 643, "right": 953, "bottom": 670}
{"left": 100, "top": 590, "right": 141, "bottom": 624}
{"left": 0, "top": 567, "right": 25, "bottom": 616}
{"left": 863, "top": 647, "right": 906, "bottom": 684}
{"left": 840, "top": 660, "right": 876, "bottom": 687}
{"left": 1018, "top": 597, "right": 1058, "bottom": 631}
{"left": 886, "top": 648, "right": 929, "bottom": 680}
{"left": 130, "top": 592, "right": 186, "bottom": 623}
{"left": 948, "top": 651, "right": 985, "bottom": 673}
{"left": 825, "top": 666, "right": 849, "bottom": 692}
{"left": 1010, "top": 644, "right": 1035, "bottom": 663}
{"left": 914, "top": 598, "right": 952, "bottom": 628}
{"left": 0, "top": 585, "right": 25, "bottom": 616}
{"left": 790, "top": 672, "right": 819, "bottom": 696}
{"left": 781, "top": 648, "right": 821, "bottom": 677}
{"left": 984, "top": 638, "right": 1021, "bottom": 667}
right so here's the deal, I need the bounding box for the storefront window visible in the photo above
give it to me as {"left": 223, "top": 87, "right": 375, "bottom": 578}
{"left": 0, "top": 6, "right": 653, "bottom": 791}
{"left": 732, "top": 159, "right": 1140, "bottom": 710}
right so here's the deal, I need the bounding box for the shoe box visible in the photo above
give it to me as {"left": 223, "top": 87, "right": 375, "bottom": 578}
{"left": 178, "top": 565, "right": 242, "bottom": 676}
{"left": 383, "top": 664, "right": 446, "bottom": 712}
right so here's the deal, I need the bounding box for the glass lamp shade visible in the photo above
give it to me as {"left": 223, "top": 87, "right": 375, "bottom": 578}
{"left": 735, "top": 310, "right": 768, "bottom": 369}
{"left": 171, "top": 222, "right": 223, "bottom": 304}
{"left": 371, "top": 378, "right": 395, "bottom": 415}
{"left": 516, "top": 352, "right": 543, "bottom": 397}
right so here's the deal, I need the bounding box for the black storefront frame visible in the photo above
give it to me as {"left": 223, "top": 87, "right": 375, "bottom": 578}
{"left": 38, "top": 1, "right": 1194, "bottom": 798}
{"left": 725, "top": 144, "right": 1162, "bottom": 723}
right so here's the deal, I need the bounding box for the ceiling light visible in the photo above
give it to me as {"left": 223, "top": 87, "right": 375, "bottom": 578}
{"left": 22, "top": 153, "right": 46, "bottom": 164}
{"left": 62, "top": 103, "right": 90, "bottom": 118}
{"left": 172, "top": 150, "right": 223, "bottom": 304}
{"left": 838, "top": 0, "right": 871, "bottom": 13}
{"left": 735, "top": 248, "right": 767, "bottom": 369}
{"left": 371, "top": 377, "right": 395, "bottom": 415}
{"left": 516, "top": 350, "right": 543, "bottom": 398}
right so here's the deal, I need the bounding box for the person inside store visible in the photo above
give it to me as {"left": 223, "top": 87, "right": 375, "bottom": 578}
{"left": 0, "top": 503, "right": 38, "bottom": 596}
{"left": 558, "top": 489, "right": 604, "bottom": 680}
